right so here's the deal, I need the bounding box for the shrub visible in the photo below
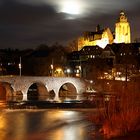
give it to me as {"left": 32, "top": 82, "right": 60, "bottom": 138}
{"left": 101, "top": 81, "right": 140, "bottom": 138}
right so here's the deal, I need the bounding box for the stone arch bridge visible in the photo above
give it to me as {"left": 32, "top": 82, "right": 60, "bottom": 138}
{"left": 0, "top": 76, "right": 87, "bottom": 101}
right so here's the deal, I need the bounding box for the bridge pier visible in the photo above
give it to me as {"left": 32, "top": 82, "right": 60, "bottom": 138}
{"left": 22, "top": 94, "right": 28, "bottom": 101}
{"left": 53, "top": 89, "right": 59, "bottom": 101}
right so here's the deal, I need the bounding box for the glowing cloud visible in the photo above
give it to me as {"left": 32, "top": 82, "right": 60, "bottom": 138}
{"left": 61, "top": 0, "right": 81, "bottom": 15}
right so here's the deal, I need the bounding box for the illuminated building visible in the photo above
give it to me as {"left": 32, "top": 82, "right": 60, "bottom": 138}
{"left": 78, "top": 26, "right": 113, "bottom": 50}
{"left": 78, "top": 11, "right": 131, "bottom": 50}
{"left": 114, "top": 11, "right": 131, "bottom": 43}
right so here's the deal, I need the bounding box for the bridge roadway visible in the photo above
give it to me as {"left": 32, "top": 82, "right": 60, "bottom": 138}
{"left": 0, "top": 76, "right": 87, "bottom": 101}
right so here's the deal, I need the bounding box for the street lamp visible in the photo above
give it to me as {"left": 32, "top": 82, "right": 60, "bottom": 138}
{"left": 66, "top": 68, "right": 71, "bottom": 77}
{"left": 79, "top": 65, "right": 82, "bottom": 77}
{"left": 19, "top": 56, "right": 22, "bottom": 76}
{"left": 50, "top": 64, "right": 54, "bottom": 76}
{"left": 50, "top": 59, "right": 54, "bottom": 76}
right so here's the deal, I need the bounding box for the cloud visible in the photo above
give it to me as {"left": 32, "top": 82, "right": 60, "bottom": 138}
{"left": 0, "top": 0, "right": 140, "bottom": 49}
{"left": 0, "top": 0, "right": 58, "bottom": 24}
{"left": 0, "top": 0, "right": 85, "bottom": 48}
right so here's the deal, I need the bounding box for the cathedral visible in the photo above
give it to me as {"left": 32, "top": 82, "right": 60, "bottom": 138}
{"left": 78, "top": 11, "right": 131, "bottom": 50}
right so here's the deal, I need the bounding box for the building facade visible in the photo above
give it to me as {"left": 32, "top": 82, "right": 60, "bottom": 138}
{"left": 114, "top": 11, "right": 131, "bottom": 44}
{"left": 78, "top": 26, "right": 113, "bottom": 50}
{"left": 67, "top": 43, "right": 140, "bottom": 80}
{"left": 78, "top": 11, "right": 131, "bottom": 50}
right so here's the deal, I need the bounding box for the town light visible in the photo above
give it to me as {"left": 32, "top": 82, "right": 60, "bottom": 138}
{"left": 51, "top": 64, "right": 53, "bottom": 70}
{"left": 55, "top": 67, "right": 64, "bottom": 77}
{"left": 66, "top": 68, "right": 71, "bottom": 73}
{"left": 66, "top": 68, "right": 71, "bottom": 77}
{"left": 57, "top": 68, "right": 62, "bottom": 73}
{"left": 50, "top": 59, "right": 54, "bottom": 76}
{"left": 50, "top": 64, "right": 54, "bottom": 76}
{"left": 90, "top": 80, "right": 93, "bottom": 84}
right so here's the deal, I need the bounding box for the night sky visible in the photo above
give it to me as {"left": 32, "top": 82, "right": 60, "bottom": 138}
{"left": 0, "top": 0, "right": 140, "bottom": 49}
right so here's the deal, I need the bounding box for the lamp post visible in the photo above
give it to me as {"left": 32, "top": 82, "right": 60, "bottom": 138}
{"left": 79, "top": 65, "right": 82, "bottom": 77}
{"left": 51, "top": 64, "right": 54, "bottom": 76}
{"left": 51, "top": 59, "right": 54, "bottom": 76}
{"left": 79, "top": 56, "right": 82, "bottom": 77}
{"left": 66, "top": 68, "right": 71, "bottom": 77}
{"left": 19, "top": 56, "right": 22, "bottom": 76}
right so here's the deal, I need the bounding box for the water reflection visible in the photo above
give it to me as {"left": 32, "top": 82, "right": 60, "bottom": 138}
{"left": 0, "top": 109, "right": 94, "bottom": 140}
{"left": 0, "top": 100, "right": 7, "bottom": 109}
{"left": 49, "top": 122, "right": 88, "bottom": 140}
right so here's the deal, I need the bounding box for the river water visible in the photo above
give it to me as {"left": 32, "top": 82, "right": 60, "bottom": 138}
{"left": 0, "top": 100, "right": 139, "bottom": 140}
{"left": 0, "top": 108, "right": 103, "bottom": 140}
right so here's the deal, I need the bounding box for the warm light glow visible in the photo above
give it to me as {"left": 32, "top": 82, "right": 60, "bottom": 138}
{"left": 56, "top": 68, "right": 62, "bottom": 73}
{"left": 114, "top": 11, "right": 131, "bottom": 43}
{"left": 66, "top": 68, "right": 71, "bottom": 73}
{"left": 90, "top": 80, "right": 93, "bottom": 84}
{"left": 96, "top": 38, "right": 109, "bottom": 49}
{"left": 78, "top": 28, "right": 113, "bottom": 50}
{"left": 115, "top": 76, "right": 129, "bottom": 81}
{"left": 50, "top": 64, "right": 53, "bottom": 69}
{"left": 54, "top": 67, "right": 64, "bottom": 77}
{"left": 76, "top": 73, "right": 80, "bottom": 77}
{"left": 19, "top": 63, "right": 21, "bottom": 69}
{"left": 76, "top": 69, "right": 80, "bottom": 74}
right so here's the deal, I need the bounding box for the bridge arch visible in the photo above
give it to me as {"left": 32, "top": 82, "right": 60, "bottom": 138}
{"left": 0, "top": 76, "right": 87, "bottom": 101}
{"left": 27, "top": 82, "right": 49, "bottom": 100}
{"left": 58, "top": 82, "right": 77, "bottom": 101}
{"left": 0, "top": 82, "right": 15, "bottom": 100}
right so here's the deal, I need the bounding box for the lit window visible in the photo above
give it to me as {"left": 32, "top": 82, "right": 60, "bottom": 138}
{"left": 8, "top": 62, "right": 12, "bottom": 65}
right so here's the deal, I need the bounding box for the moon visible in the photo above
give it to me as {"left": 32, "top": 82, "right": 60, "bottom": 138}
{"left": 61, "top": 0, "right": 81, "bottom": 15}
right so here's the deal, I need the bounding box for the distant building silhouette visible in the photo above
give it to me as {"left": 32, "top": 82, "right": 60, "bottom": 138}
{"left": 68, "top": 43, "right": 140, "bottom": 79}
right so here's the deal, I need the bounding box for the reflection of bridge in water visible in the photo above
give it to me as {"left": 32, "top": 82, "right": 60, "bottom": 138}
{"left": 0, "top": 76, "right": 87, "bottom": 101}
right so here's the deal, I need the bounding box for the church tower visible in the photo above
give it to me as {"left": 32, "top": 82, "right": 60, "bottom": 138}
{"left": 114, "top": 11, "right": 131, "bottom": 43}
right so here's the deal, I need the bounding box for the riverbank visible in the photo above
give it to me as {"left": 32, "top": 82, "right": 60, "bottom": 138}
{"left": 6, "top": 100, "right": 100, "bottom": 109}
